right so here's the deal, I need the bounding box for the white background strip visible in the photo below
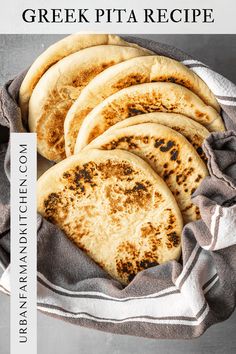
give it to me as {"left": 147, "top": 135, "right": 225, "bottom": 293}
{"left": 10, "top": 133, "right": 37, "bottom": 354}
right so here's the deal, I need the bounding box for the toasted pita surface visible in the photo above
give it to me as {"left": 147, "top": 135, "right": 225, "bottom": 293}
{"left": 75, "top": 82, "right": 224, "bottom": 152}
{"left": 105, "top": 113, "right": 210, "bottom": 162}
{"left": 84, "top": 124, "right": 209, "bottom": 224}
{"left": 37, "top": 149, "right": 183, "bottom": 285}
{"left": 65, "top": 55, "right": 219, "bottom": 156}
{"left": 19, "top": 34, "right": 133, "bottom": 121}
{"left": 28, "top": 45, "right": 149, "bottom": 162}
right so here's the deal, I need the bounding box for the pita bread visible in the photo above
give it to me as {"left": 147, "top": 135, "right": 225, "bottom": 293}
{"left": 84, "top": 124, "right": 209, "bottom": 224}
{"left": 105, "top": 113, "right": 210, "bottom": 162}
{"left": 28, "top": 45, "right": 149, "bottom": 162}
{"left": 65, "top": 55, "right": 219, "bottom": 156}
{"left": 37, "top": 149, "right": 183, "bottom": 285}
{"left": 75, "top": 82, "right": 224, "bottom": 152}
{"left": 19, "top": 34, "right": 136, "bottom": 121}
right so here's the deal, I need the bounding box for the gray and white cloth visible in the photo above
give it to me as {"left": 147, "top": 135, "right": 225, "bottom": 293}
{"left": 0, "top": 36, "right": 236, "bottom": 339}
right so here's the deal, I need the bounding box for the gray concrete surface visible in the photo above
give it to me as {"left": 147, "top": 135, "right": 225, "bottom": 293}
{"left": 0, "top": 34, "right": 236, "bottom": 354}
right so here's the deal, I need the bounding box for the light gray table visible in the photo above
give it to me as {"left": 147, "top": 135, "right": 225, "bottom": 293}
{"left": 0, "top": 34, "right": 236, "bottom": 354}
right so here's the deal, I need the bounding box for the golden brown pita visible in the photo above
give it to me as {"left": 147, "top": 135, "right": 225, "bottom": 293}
{"left": 104, "top": 113, "right": 210, "bottom": 162}
{"left": 65, "top": 55, "right": 219, "bottom": 156}
{"left": 84, "top": 123, "right": 209, "bottom": 224}
{"left": 19, "top": 34, "right": 137, "bottom": 121}
{"left": 75, "top": 82, "right": 224, "bottom": 152}
{"left": 37, "top": 149, "right": 183, "bottom": 285}
{"left": 28, "top": 45, "right": 149, "bottom": 162}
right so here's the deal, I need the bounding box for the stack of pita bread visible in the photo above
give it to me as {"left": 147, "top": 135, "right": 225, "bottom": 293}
{"left": 20, "top": 34, "right": 225, "bottom": 285}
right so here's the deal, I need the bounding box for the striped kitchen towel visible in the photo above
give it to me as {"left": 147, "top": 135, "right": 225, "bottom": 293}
{"left": 0, "top": 36, "right": 236, "bottom": 339}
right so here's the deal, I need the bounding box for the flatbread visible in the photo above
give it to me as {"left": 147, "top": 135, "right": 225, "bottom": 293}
{"left": 84, "top": 124, "right": 209, "bottom": 224}
{"left": 75, "top": 82, "right": 224, "bottom": 152}
{"left": 37, "top": 148, "right": 183, "bottom": 285}
{"left": 104, "top": 113, "right": 210, "bottom": 162}
{"left": 28, "top": 45, "right": 149, "bottom": 162}
{"left": 65, "top": 55, "right": 219, "bottom": 156}
{"left": 19, "top": 34, "right": 135, "bottom": 121}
